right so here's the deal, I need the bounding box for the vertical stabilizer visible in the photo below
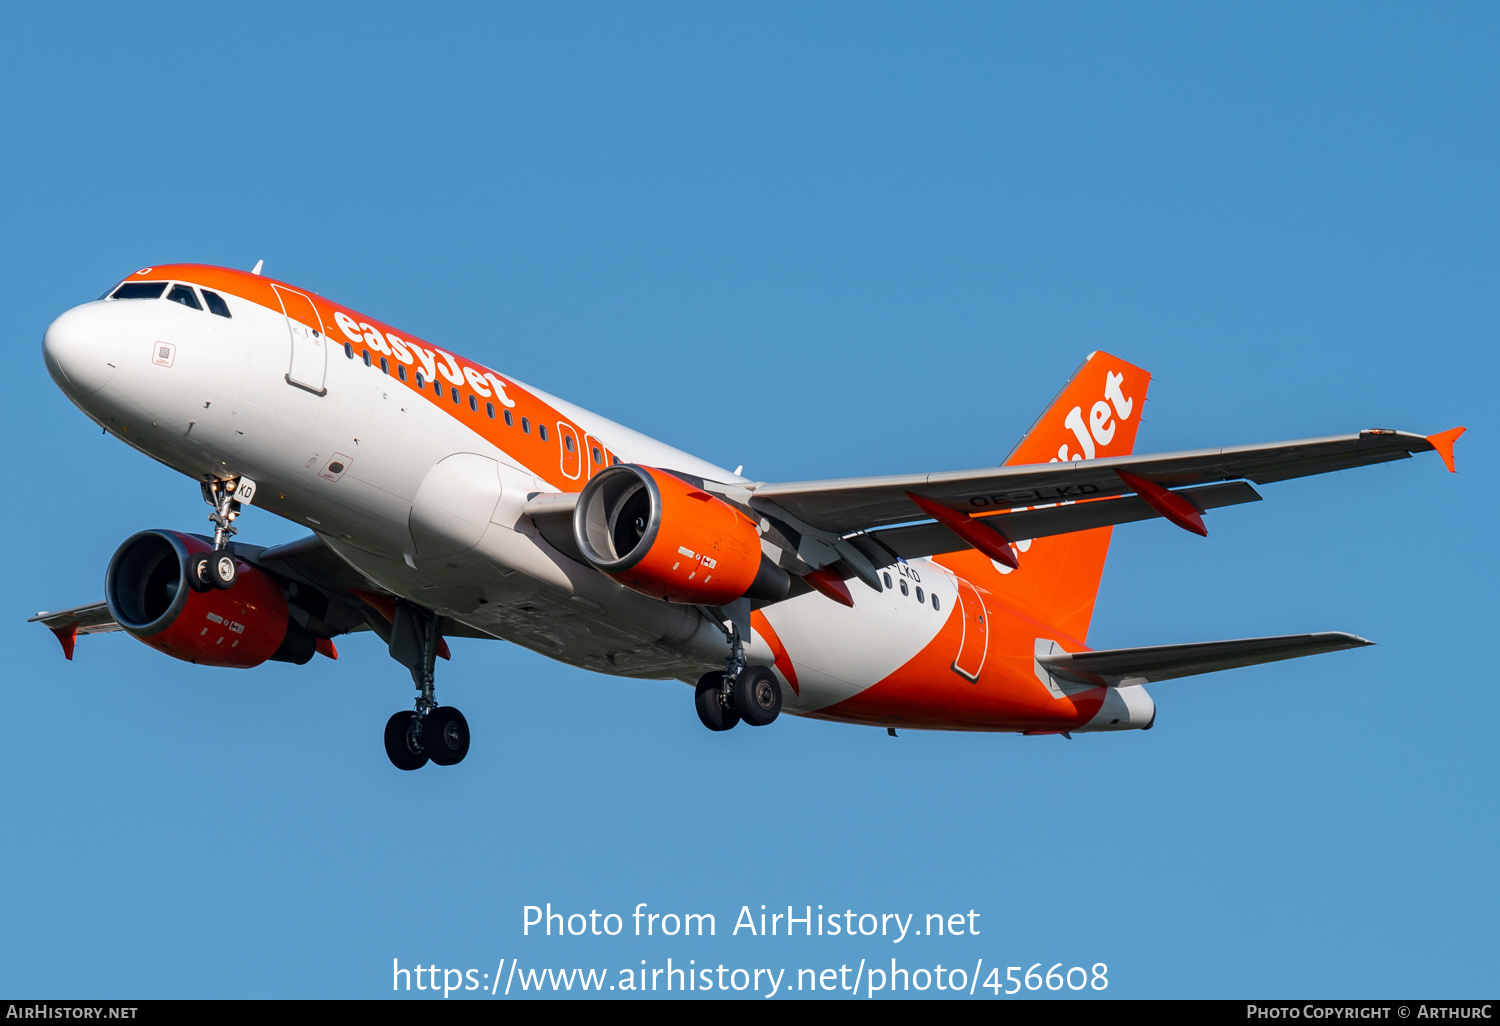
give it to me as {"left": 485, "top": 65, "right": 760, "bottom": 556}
{"left": 936, "top": 351, "right": 1152, "bottom": 643}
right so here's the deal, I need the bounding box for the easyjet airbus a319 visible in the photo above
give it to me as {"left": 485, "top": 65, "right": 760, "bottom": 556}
{"left": 34, "top": 263, "right": 1463, "bottom": 769}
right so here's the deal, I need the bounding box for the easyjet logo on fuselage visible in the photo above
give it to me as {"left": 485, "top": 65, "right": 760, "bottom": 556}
{"left": 331, "top": 310, "right": 517, "bottom": 409}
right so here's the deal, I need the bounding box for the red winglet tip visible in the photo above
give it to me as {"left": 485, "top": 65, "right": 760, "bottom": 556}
{"left": 1426, "top": 426, "right": 1465, "bottom": 473}
{"left": 51, "top": 624, "right": 77, "bottom": 661}
{"left": 803, "top": 568, "right": 854, "bottom": 608}
{"left": 314, "top": 637, "right": 339, "bottom": 660}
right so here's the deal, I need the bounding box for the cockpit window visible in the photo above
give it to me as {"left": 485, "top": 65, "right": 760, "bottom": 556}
{"left": 167, "top": 284, "right": 202, "bottom": 310}
{"left": 201, "top": 290, "right": 232, "bottom": 318}
{"left": 111, "top": 281, "right": 167, "bottom": 300}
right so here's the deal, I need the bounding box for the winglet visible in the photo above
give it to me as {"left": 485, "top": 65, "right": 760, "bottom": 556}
{"left": 50, "top": 623, "right": 77, "bottom": 661}
{"left": 314, "top": 637, "right": 339, "bottom": 660}
{"left": 1426, "top": 426, "right": 1465, "bottom": 473}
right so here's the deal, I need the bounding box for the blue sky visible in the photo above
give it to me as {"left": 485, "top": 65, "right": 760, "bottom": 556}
{"left": 1, "top": 2, "right": 1494, "bottom": 998}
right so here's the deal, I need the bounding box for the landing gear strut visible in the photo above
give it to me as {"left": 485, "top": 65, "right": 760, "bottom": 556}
{"left": 191, "top": 476, "right": 251, "bottom": 591}
{"left": 382, "top": 600, "right": 470, "bottom": 770}
{"left": 694, "top": 611, "right": 781, "bottom": 732}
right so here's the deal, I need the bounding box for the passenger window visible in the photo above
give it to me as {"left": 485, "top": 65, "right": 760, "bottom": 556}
{"left": 521, "top": 417, "right": 530, "bottom": 434}
{"left": 451, "top": 387, "right": 460, "bottom": 404}
{"left": 345, "top": 343, "right": 354, "bottom": 359}
{"left": 539, "top": 424, "right": 548, "bottom": 442}
{"left": 111, "top": 281, "right": 167, "bottom": 300}
{"left": 201, "top": 290, "right": 231, "bottom": 318}
{"left": 398, "top": 365, "right": 407, "bottom": 382}
{"left": 380, "top": 357, "right": 389, "bottom": 374}
{"left": 469, "top": 394, "right": 478, "bottom": 411}
{"left": 591, "top": 446, "right": 602, "bottom": 463}
{"left": 564, "top": 434, "right": 575, "bottom": 453}
{"left": 416, "top": 372, "right": 425, "bottom": 388}
{"left": 612, "top": 456, "right": 621, "bottom": 465}
{"left": 916, "top": 586, "right": 924, "bottom": 604}
{"left": 931, "top": 594, "right": 940, "bottom": 611}
{"left": 486, "top": 402, "right": 495, "bottom": 419}
{"left": 434, "top": 380, "right": 442, "bottom": 397}
{"left": 504, "top": 410, "right": 513, "bottom": 427}
{"left": 882, "top": 572, "right": 892, "bottom": 589}
{"left": 167, "top": 284, "right": 202, "bottom": 310}
{"left": 899, "top": 580, "right": 909, "bottom": 596}
{"left": 362, "top": 350, "right": 371, "bottom": 366}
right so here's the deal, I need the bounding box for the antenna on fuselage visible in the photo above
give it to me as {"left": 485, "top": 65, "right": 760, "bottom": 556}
{"left": 250, "top": 260, "right": 264, "bottom": 275}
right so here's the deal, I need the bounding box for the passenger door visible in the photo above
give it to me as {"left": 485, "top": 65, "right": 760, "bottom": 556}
{"left": 557, "top": 422, "right": 583, "bottom": 483}
{"left": 272, "top": 284, "right": 328, "bottom": 396}
{"left": 951, "top": 577, "right": 989, "bottom": 681}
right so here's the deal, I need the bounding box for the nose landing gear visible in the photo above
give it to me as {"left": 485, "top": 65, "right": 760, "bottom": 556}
{"left": 381, "top": 599, "right": 470, "bottom": 771}
{"left": 191, "top": 476, "right": 254, "bottom": 591}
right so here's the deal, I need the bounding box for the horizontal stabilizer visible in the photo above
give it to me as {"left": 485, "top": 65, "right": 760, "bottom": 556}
{"left": 1038, "top": 631, "right": 1373, "bottom": 686}
{"left": 863, "top": 481, "right": 1260, "bottom": 563}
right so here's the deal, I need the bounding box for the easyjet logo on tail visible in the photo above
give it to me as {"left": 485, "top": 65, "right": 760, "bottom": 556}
{"left": 1004, "top": 352, "right": 1152, "bottom": 469}
{"left": 1053, "top": 371, "right": 1135, "bottom": 463}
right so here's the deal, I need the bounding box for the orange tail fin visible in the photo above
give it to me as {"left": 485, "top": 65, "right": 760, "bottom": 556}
{"left": 936, "top": 351, "right": 1152, "bottom": 643}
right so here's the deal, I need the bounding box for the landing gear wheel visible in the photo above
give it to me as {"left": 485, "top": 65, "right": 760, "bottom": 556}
{"left": 695, "top": 672, "right": 740, "bottom": 732}
{"left": 733, "top": 666, "right": 782, "bottom": 726}
{"left": 425, "top": 706, "right": 470, "bottom": 766}
{"left": 383, "top": 711, "right": 429, "bottom": 771}
{"left": 187, "top": 553, "right": 214, "bottom": 593}
{"left": 209, "top": 550, "right": 237, "bottom": 590}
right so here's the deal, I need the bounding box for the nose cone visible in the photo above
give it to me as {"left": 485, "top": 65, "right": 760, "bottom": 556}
{"left": 43, "top": 303, "right": 122, "bottom": 399}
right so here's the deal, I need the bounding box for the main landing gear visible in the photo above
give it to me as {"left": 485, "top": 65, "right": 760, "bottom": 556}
{"left": 382, "top": 600, "right": 470, "bottom": 770}
{"left": 187, "top": 476, "right": 250, "bottom": 592}
{"left": 694, "top": 616, "right": 782, "bottom": 732}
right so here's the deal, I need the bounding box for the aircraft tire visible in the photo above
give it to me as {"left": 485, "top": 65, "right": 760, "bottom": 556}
{"left": 384, "top": 711, "right": 429, "bottom": 771}
{"left": 186, "top": 553, "right": 214, "bottom": 593}
{"left": 425, "top": 706, "right": 471, "bottom": 766}
{"left": 695, "top": 673, "right": 740, "bottom": 732}
{"left": 209, "top": 550, "right": 237, "bottom": 590}
{"left": 733, "top": 666, "right": 782, "bottom": 727}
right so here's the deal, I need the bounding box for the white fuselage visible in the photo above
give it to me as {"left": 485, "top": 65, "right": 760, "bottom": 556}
{"left": 42, "top": 281, "right": 958, "bottom": 719}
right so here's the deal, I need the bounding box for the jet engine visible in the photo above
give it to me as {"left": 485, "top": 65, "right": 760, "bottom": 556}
{"left": 104, "top": 530, "right": 316, "bottom": 667}
{"left": 572, "top": 465, "right": 789, "bottom": 605}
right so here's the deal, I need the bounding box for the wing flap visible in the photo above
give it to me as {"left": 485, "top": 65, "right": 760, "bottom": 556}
{"left": 1038, "top": 631, "right": 1373, "bottom": 686}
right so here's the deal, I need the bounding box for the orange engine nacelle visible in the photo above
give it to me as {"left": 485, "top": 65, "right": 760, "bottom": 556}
{"left": 572, "top": 465, "right": 787, "bottom": 605}
{"left": 104, "top": 530, "right": 315, "bottom": 667}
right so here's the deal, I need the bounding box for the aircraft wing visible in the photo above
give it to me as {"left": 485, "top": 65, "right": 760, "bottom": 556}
{"left": 29, "top": 602, "right": 123, "bottom": 660}
{"left": 1037, "top": 631, "right": 1374, "bottom": 687}
{"left": 29, "top": 601, "right": 121, "bottom": 634}
{"left": 748, "top": 429, "right": 1453, "bottom": 535}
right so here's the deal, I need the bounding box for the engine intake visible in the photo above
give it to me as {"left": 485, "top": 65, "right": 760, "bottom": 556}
{"left": 105, "top": 530, "right": 315, "bottom": 667}
{"left": 572, "top": 465, "right": 788, "bottom": 605}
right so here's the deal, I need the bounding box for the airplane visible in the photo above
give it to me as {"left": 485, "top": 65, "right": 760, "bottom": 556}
{"left": 33, "top": 263, "right": 1464, "bottom": 769}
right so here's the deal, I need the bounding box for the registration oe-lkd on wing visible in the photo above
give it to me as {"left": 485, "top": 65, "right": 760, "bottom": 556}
{"left": 523, "top": 903, "right": 979, "bottom": 941}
